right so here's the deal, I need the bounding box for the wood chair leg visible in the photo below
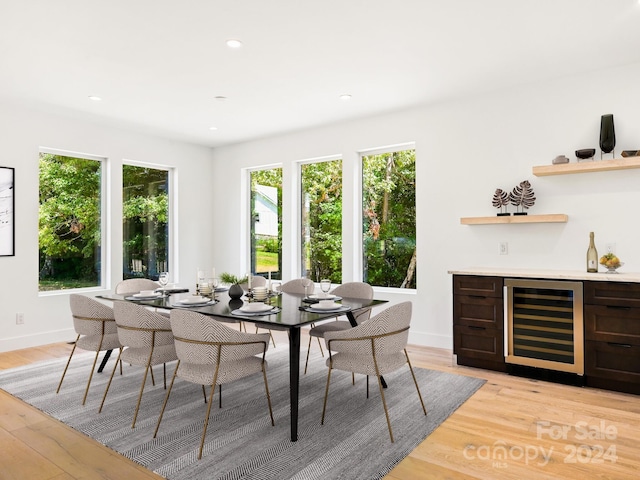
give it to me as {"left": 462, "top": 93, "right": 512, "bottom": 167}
{"left": 82, "top": 349, "right": 102, "bottom": 406}
{"left": 262, "top": 365, "right": 275, "bottom": 426}
{"left": 321, "top": 365, "right": 333, "bottom": 425}
{"left": 98, "top": 348, "right": 124, "bottom": 414}
{"left": 405, "top": 350, "right": 427, "bottom": 415}
{"left": 56, "top": 334, "right": 80, "bottom": 394}
{"left": 304, "top": 335, "right": 312, "bottom": 374}
{"left": 376, "top": 374, "right": 394, "bottom": 442}
{"left": 154, "top": 360, "right": 180, "bottom": 438}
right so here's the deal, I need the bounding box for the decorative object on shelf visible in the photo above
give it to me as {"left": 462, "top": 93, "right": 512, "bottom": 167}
{"left": 575, "top": 149, "right": 596, "bottom": 161}
{"left": 492, "top": 188, "right": 510, "bottom": 216}
{"left": 621, "top": 150, "right": 639, "bottom": 158}
{"left": 599, "top": 114, "right": 616, "bottom": 159}
{"left": 509, "top": 180, "right": 536, "bottom": 216}
{"left": 599, "top": 252, "right": 622, "bottom": 273}
{"left": 552, "top": 155, "right": 570, "bottom": 164}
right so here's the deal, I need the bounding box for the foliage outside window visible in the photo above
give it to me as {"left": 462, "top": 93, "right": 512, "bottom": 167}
{"left": 123, "top": 165, "right": 169, "bottom": 280}
{"left": 362, "top": 148, "right": 416, "bottom": 288}
{"left": 39, "top": 153, "right": 103, "bottom": 291}
{"left": 250, "top": 168, "right": 282, "bottom": 279}
{"left": 301, "top": 159, "right": 342, "bottom": 283}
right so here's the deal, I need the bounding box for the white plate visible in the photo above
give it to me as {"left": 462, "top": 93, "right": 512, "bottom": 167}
{"left": 306, "top": 305, "right": 350, "bottom": 313}
{"left": 132, "top": 292, "right": 162, "bottom": 299}
{"left": 239, "top": 304, "right": 274, "bottom": 313}
{"left": 309, "top": 293, "right": 336, "bottom": 300}
{"left": 178, "top": 296, "right": 211, "bottom": 305}
{"left": 311, "top": 302, "right": 342, "bottom": 310}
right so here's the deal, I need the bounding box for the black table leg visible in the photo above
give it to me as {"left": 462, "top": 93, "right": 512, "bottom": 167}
{"left": 97, "top": 349, "right": 112, "bottom": 373}
{"left": 346, "top": 309, "right": 387, "bottom": 388}
{"left": 288, "top": 328, "right": 301, "bottom": 441}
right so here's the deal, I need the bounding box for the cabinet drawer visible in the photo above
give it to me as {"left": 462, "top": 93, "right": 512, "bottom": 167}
{"left": 584, "top": 305, "right": 640, "bottom": 345}
{"left": 454, "top": 275, "right": 503, "bottom": 298}
{"left": 454, "top": 294, "right": 503, "bottom": 329}
{"left": 454, "top": 324, "right": 504, "bottom": 363}
{"left": 584, "top": 281, "right": 640, "bottom": 308}
{"left": 585, "top": 340, "right": 640, "bottom": 385}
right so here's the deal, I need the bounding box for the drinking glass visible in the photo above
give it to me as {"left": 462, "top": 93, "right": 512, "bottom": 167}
{"left": 301, "top": 277, "right": 313, "bottom": 298}
{"left": 320, "top": 279, "right": 331, "bottom": 297}
{"left": 158, "top": 272, "right": 169, "bottom": 294}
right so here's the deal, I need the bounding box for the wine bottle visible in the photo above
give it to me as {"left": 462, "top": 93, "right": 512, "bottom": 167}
{"left": 587, "top": 231, "right": 598, "bottom": 273}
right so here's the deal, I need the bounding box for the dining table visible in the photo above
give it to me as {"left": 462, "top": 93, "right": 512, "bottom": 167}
{"left": 98, "top": 288, "right": 387, "bottom": 442}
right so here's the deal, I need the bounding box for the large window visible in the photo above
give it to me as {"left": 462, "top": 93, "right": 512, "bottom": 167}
{"left": 122, "top": 164, "right": 169, "bottom": 280}
{"left": 39, "top": 152, "right": 104, "bottom": 291}
{"left": 250, "top": 168, "right": 282, "bottom": 279}
{"left": 300, "top": 159, "right": 342, "bottom": 282}
{"left": 362, "top": 147, "right": 416, "bottom": 288}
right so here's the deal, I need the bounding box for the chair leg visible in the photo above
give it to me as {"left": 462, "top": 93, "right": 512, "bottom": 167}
{"left": 219, "top": 384, "right": 222, "bottom": 408}
{"left": 376, "top": 374, "right": 394, "bottom": 442}
{"left": 202, "top": 385, "right": 207, "bottom": 403}
{"left": 150, "top": 365, "right": 155, "bottom": 386}
{"left": 82, "top": 349, "right": 102, "bottom": 406}
{"left": 154, "top": 361, "right": 180, "bottom": 438}
{"left": 304, "top": 335, "right": 312, "bottom": 374}
{"left": 56, "top": 334, "right": 80, "bottom": 394}
{"left": 321, "top": 365, "right": 333, "bottom": 425}
{"left": 98, "top": 348, "right": 124, "bottom": 414}
{"left": 131, "top": 359, "right": 153, "bottom": 429}
{"left": 262, "top": 364, "right": 275, "bottom": 426}
{"left": 317, "top": 336, "right": 324, "bottom": 357}
{"left": 366, "top": 375, "right": 369, "bottom": 398}
{"left": 405, "top": 350, "right": 427, "bottom": 415}
{"left": 199, "top": 383, "right": 217, "bottom": 460}
{"left": 352, "top": 372, "right": 355, "bottom": 385}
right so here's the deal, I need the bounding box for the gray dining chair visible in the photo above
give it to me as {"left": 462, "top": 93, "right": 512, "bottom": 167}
{"left": 154, "top": 309, "right": 274, "bottom": 460}
{"left": 280, "top": 278, "right": 324, "bottom": 356}
{"left": 56, "top": 294, "right": 123, "bottom": 405}
{"left": 304, "top": 281, "right": 373, "bottom": 374}
{"left": 99, "top": 301, "right": 177, "bottom": 428}
{"left": 115, "top": 278, "right": 161, "bottom": 294}
{"left": 321, "top": 301, "right": 426, "bottom": 442}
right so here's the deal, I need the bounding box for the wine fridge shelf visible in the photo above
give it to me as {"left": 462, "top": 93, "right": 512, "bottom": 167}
{"left": 532, "top": 156, "right": 640, "bottom": 177}
{"left": 460, "top": 214, "right": 568, "bottom": 225}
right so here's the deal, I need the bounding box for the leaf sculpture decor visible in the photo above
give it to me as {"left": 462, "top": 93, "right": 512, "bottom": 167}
{"left": 492, "top": 188, "right": 510, "bottom": 216}
{"left": 509, "top": 180, "right": 536, "bottom": 215}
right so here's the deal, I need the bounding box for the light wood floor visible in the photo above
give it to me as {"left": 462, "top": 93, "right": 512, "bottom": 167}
{"left": 1, "top": 332, "right": 639, "bottom": 480}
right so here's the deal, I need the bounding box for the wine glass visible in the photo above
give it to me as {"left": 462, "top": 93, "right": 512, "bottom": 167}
{"left": 158, "top": 272, "right": 169, "bottom": 295}
{"left": 320, "top": 279, "right": 331, "bottom": 298}
{"left": 301, "top": 277, "right": 313, "bottom": 298}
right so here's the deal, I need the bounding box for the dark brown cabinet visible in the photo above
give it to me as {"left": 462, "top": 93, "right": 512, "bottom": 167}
{"left": 584, "top": 281, "right": 640, "bottom": 394}
{"left": 453, "top": 275, "right": 506, "bottom": 371}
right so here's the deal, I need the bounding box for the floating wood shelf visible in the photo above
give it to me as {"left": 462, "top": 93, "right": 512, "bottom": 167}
{"left": 460, "top": 214, "right": 569, "bottom": 225}
{"left": 532, "top": 156, "right": 640, "bottom": 176}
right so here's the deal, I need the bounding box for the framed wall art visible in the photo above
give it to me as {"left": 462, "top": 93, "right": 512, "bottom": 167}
{"left": 0, "top": 166, "right": 15, "bottom": 256}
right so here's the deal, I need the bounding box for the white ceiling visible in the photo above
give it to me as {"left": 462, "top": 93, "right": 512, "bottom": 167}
{"left": 2, "top": 0, "right": 640, "bottom": 148}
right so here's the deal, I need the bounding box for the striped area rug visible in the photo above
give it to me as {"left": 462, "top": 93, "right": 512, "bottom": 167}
{"left": 0, "top": 346, "right": 484, "bottom": 479}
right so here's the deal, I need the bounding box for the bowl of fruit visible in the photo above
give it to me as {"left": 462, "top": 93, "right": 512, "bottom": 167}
{"left": 600, "top": 253, "right": 623, "bottom": 273}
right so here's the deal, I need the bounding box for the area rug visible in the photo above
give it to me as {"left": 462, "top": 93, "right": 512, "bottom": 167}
{"left": 0, "top": 346, "right": 485, "bottom": 480}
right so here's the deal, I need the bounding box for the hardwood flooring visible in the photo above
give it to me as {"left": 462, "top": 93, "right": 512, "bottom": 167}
{"left": 1, "top": 332, "right": 639, "bottom": 479}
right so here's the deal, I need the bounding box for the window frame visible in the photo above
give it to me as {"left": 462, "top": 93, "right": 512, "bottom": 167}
{"left": 38, "top": 147, "right": 109, "bottom": 296}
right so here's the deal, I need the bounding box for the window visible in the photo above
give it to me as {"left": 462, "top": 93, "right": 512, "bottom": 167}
{"left": 39, "top": 152, "right": 104, "bottom": 291}
{"left": 122, "top": 164, "right": 170, "bottom": 280}
{"left": 362, "top": 147, "right": 416, "bottom": 288}
{"left": 300, "top": 159, "right": 342, "bottom": 282}
{"left": 250, "top": 168, "right": 282, "bottom": 279}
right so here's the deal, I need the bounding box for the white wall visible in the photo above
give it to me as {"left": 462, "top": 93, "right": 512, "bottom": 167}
{"left": 212, "top": 62, "right": 640, "bottom": 349}
{"left": 0, "top": 103, "right": 214, "bottom": 352}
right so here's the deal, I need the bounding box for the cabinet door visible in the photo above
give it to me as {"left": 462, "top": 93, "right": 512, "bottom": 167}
{"left": 454, "top": 325, "right": 505, "bottom": 371}
{"left": 454, "top": 275, "right": 503, "bottom": 298}
{"left": 585, "top": 340, "right": 640, "bottom": 391}
{"left": 584, "top": 305, "right": 640, "bottom": 345}
{"left": 454, "top": 294, "right": 504, "bottom": 329}
{"left": 584, "top": 281, "right": 640, "bottom": 308}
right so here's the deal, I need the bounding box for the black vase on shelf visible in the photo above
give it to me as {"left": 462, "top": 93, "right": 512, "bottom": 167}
{"left": 599, "top": 114, "right": 616, "bottom": 159}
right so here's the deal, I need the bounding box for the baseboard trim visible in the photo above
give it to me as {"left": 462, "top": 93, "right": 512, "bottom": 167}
{"left": 0, "top": 328, "right": 76, "bottom": 353}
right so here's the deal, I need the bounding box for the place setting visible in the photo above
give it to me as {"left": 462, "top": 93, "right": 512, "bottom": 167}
{"left": 302, "top": 298, "right": 351, "bottom": 314}
{"left": 125, "top": 289, "right": 163, "bottom": 301}
{"left": 231, "top": 300, "right": 281, "bottom": 317}
{"left": 170, "top": 295, "right": 217, "bottom": 308}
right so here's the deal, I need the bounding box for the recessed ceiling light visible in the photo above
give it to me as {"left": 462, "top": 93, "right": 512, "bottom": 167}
{"left": 226, "top": 39, "right": 243, "bottom": 48}
{"left": 88, "top": 95, "right": 102, "bottom": 101}
{"left": 209, "top": 126, "right": 218, "bottom": 131}
{"left": 339, "top": 94, "right": 352, "bottom": 101}
{"left": 214, "top": 96, "right": 228, "bottom": 101}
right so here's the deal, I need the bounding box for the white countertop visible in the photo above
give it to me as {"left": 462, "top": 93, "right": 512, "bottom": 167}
{"left": 448, "top": 267, "right": 640, "bottom": 283}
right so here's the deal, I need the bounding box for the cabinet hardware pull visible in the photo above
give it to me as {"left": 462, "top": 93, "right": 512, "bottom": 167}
{"left": 468, "top": 325, "right": 486, "bottom": 330}
{"left": 605, "top": 305, "right": 631, "bottom": 310}
{"left": 468, "top": 295, "right": 487, "bottom": 299}
{"left": 607, "top": 342, "right": 632, "bottom": 348}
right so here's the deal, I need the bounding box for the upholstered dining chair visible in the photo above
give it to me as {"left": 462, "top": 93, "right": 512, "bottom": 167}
{"left": 56, "top": 294, "right": 122, "bottom": 405}
{"left": 154, "top": 309, "right": 275, "bottom": 460}
{"left": 304, "top": 281, "right": 374, "bottom": 374}
{"left": 321, "top": 301, "right": 426, "bottom": 442}
{"left": 279, "top": 278, "right": 324, "bottom": 356}
{"left": 115, "top": 278, "right": 160, "bottom": 294}
{"left": 99, "top": 301, "right": 177, "bottom": 428}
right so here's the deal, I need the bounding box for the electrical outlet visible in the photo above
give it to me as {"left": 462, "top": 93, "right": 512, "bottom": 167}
{"left": 605, "top": 243, "right": 616, "bottom": 254}
{"left": 16, "top": 313, "right": 24, "bottom": 325}
{"left": 499, "top": 242, "right": 508, "bottom": 255}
